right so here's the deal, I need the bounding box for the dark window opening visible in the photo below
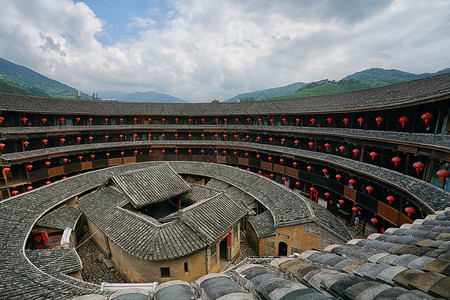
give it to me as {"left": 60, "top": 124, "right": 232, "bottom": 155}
{"left": 184, "top": 262, "right": 189, "bottom": 272}
{"left": 160, "top": 267, "right": 170, "bottom": 278}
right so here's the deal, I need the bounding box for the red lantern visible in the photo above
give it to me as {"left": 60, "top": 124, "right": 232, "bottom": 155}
{"left": 201, "top": 118, "right": 205, "bottom": 123}
{"left": 339, "top": 199, "right": 345, "bottom": 206}
{"left": 0, "top": 116, "right": 4, "bottom": 124}
{"left": 353, "top": 149, "right": 360, "bottom": 157}
{"left": 399, "top": 116, "right": 409, "bottom": 128}
{"left": 245, "top": 152, "right": 249, "bottom": 157}
{"left": 234, "top": 134, "right": 238, "bottom": 140}
{"left": 349, "top": 179, "right": 355, "bottom": 187}
{"left": 133, "top": 117, "right": 137, "bottom": 123}
{"left": 436, "top": 170, "right": 450, "bottom": 188}
{"left": 46, "top": 181, "right": 51, "bottom": 185}
{"left": 162, "top": 118, "right": 166, "bottom": 124}
{"left": 370, "top": 152, "right": 377, "bottom": 161}
{"left": 282, "top": 118, "right": 287, "bottom": 124}
{"left": 149, "top": 150, "right": 152, "bottom": 154}
{"left": 293, "top": 162, "right": 298, "bottom": 168}
{"left": 62, "top": 158, "right": 68, "bottom": 164}
{"left": 201, "top": 149, "right": 204, "bottom": 154}
{"left": 268, "top": 157, "right": 272, "bottom": 162}
{"left": 88, "top": 117, "right": 93, "bottom": 124}
{"left": 90, "top": 154, "right": 95, "bottom": 159}
{"left": 120, "top": 134, "right": 124, "bottom": 140}
{"left": 146, "top": 118, "right": 151, "bottom": 123}
{"left": 422, "top": 112, "right": 433, "bottom": 126}
{"left": 391, "top": 157, "right": 401, "bottom": 167}
{"left": 60, "top": 138, "right": 65, "bottom": 145}
{"left": 134, "top": 150, "right": 138, "bottom": 155}
{"left": 104, "top": 135, "right": 109, "bottom": 141}
{"left": 77, "top": 137, "right": 81, "bottom": 143}
{"left": 366, "top": 186, "right": 373, "bottom": 195}
{"left": 223, "top": 134, "right": 227, "bottom": 140}
{"left": 60, "top": 117, "right": 65, "bottom": 124}
{"left": 21, "top": 117, "right": 28, "bottom": 124}
{"left": 12, "top": 190, "right": 18, "bottom": 196}
{"left": 324, "top": 143, "right": 330, "bottom": 150}
{"left": 375, "top": 116, "right": 383, "bottom": 127}
{"left": 75, "top": 117, "right": 80, "bottom": 124}
{"left": 106, "top": 153, "right": 110, "bottom": 158}
{"left": 235, "top": 118, "right": 239, "bottom": 123}
{"left": 188, "top": 134, "right": 192, "bottom": 139}
{"left": 282, "top": 177, "right": 286, "bottom": 182}
{"left": 246, "top": 135, "right": 250, "bottom": 140}
{"left": 119, "top": 118, "right": 123, "bottom": 123}
{"left": 233, "top": 151, "right": 237, "bottom": 156}
{"left": 294, "top": 140, "right": 299, "bottom": 146}
{"left": 270, "top": 174, "right": 274, "bottom": 179}
{"left": 256, "top": 154, "right": 260, "bottom": 159}
{"left": 270, "top": 118, "right": 274, "bottom": 124}
{"left": 405, "top": 207, "right": 416, "bottom": 218}
{"left": 324, "top": 192, "right": 330, "bottom": 198}
{"left": 371, "top": 218, "right": 378, "bottom": 226}
{"left": 386, "top": 196, "right": 395, "bottom": 205}
{"left": 352, "top": 207, "right": 358, "bottom": 214}
{"left": 308, "top": 142, "right": 314, "bottom": 149}
{"left": 23, "top": 141, "right": 29, "bottom": 148}
{"left": 357, "top": 117, "right": 364, "bottom": 127}
{"left": 215, "top": 118, "right": 219, "bottom": 124}
{"left": 41, "top": 118, "right": 47, "bottom": 125}
{"left": 296, "top": 118, "right": 300, "bottom": 125}
{"left": 296, "top": 181, "right": 300, "bottom": 187}
{"left": 343, "top": 118, "right": 349, "bottom": 126}
{"left": 258, "top": 170, "right": 262, "bottom": 175}
{"left": 3, "top": 167, "right": 10, "bottom": 174}
{"left": 42, "top": 139, "right": 48, "bottom": 146}
{"left": 27, "top": 186, "right": 33, "bottom": 191}
{"left": 336, "top": 174, "right": 341, "bottom": 181}
{"left": 62, "top": 176, "right": 67, "bottom": 179}
{"left": 322, "top": 169, "right": 328, "bottom": 175}
{"left": 307, "top": 166, "right": 313, "bottom": 172}
{"left": 174, "top": 134, "right": 178, "bottom": 139}
{"left": 280, "top": 158, "right": 284, "bottom": 164}
{"left": 247, "top": 168, "right": 250, "bottom": 171}
{"left": 327, "top": 117, "right": 332, "bottom": 125}
{"left": 413, "top": 162, "right": 424, "bottom": 174}
{"left": 175, "top": 118, "right": 179, "bottom": 123}
{"left": 78, "top": 156, "right": 83, "bottom": 161}
{"left": 224, "top": 118, "right": 227, "bottom": 124}
{"left": 45, "top": 161, "right": 50, "bottom": 167}
{"left": 339, "top": 146, "right": 345, "bottom": 153}
{"left": 214, "top": 134, "right": 218, "bottom": 139}
{"left": 281, "top": 138, "right": 285, "bottom": 144}
{"left": 247, "top": 118, "right": 251, "bottom": 123}
{"left": 161, "top": 150, "right": 166, "bottom": 154}
{"left": 27, "top": 164, "right": 33, "bottom": 171}
{"left": 148, "top": 133, "right": 152, "bottom": 138}
{"left": 214, "top": 150, "right": 218, "bottom": 154}
{"left": 89, "top": 136, "right": 93, "bottom": 142}
{"left": 310, "top": 118, "right": 315, "bottom": 126}
{"left": 223, "top": 150, "right": 227, "bottom": 155}
{"left": 269, "top": 137, "right": 273, "bottom": 143}
{"left": 201, "top": 134, "right": 205, "bottom": 139}
{"left": 256, "top": 136, "right": 261, "bottom": 142}
{"left": 104, "top": 118, "right": 109, "bottom": 124}
{"left": 175, "top": 149, "right": 178, "bottom": 154}
{"left": 161, "top": 134, "right": 165, "bottom": 139}
{"left": 0, "top": 143, "right": 5, "bottom": 150}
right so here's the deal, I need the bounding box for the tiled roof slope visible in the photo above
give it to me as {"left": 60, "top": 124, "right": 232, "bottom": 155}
{"left": 25, "top": 248, "right": 82, "bottom": 275}
{"left": 112, "top": 163, "right": 191, "bottom": 208}
{"left": 0, "top": 73, "right": 449, "bottom": 115}
{"left": 36, "top": 205, "right": 82, "bottom": 230}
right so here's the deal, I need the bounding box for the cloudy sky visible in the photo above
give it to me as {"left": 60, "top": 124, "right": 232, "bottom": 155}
{"left": 0, "top": 0, "right": 449, "bottom": 102}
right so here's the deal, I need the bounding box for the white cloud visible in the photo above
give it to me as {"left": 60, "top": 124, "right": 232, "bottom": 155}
{"left": 0, "top": 0, "right": 449, "bottom": 102}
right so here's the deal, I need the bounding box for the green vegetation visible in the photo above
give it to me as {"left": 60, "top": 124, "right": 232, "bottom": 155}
{"left": 0, "top": 77, "right": 50, "bottom": 97}
{"left": 181, "top": 192, "right": 193, "bottom": 204}
{"left": 211, "top": 99, "right": 220, "bottom": 103}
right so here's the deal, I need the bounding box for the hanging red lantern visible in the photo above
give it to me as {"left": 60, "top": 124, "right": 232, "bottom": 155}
{"left": 391, "top": 157, "right": 401, "bottom": 167}
{"left": 353, "top": 149, "right": 360, "bottom": 157}
{"left": 343, "top": 118, "right": 349, "bottom": 126}
{"left": 324, "top": 143, "right": 330, "bottom": 150}
{"left": 148, "top": 133, "right": 152, "bottom": 138}
{"left": 349, "top": 179, "right": 355, "bottom": 187}
{"left": 134, "top": 150, "right": 138, "bottom": 155}
{"left": 339, "top": 146, "right": 345, "bottom": 153}
{"left": 104, "top": 118, "right": 109, "bottom": 124}
{"left": 386, "top": 196, "right": 395, "bottom": 205}
{"left": 295, "top": 181, "right": 300, "bottom": 187}
{"left": 0, "top": 116, "right": 4, "bottom": 124}
{"left": 258, "top": 170, "right": 262, "bottom": 175}
{"left": 60, "top": 138, "right": 65, "bottom": 145}
{"left": 119, "top": 118, "right": 123, "bottom": 123}
{"left": 295, "top": 118, "right": 300, "bottom": 125}
{"left": 149, "top": 150, "right": 152, "bottom": 154}
{"left": 175, "top": 118, "right": 179, "bottom": 123}
{"left": 90, "top": 154, "right": 95, "bottom": 159}
{"left": 161, "top": 150, "right": 165, "bottom": 154}
{"left": 270, "top": 119, "right": 274, "bottom": 124}
{"left": 22, "top": 117, "right": 28, "bottom": 124}
{"left": 294, "top": 140, "right": 299, "bottom": 146}
{"left": 78, "top": 156, "right": 83, "bottom": 161}
{"left": 175, "top": 149, "right": 178, "bottom": 154}
{"left": 214, "top": 134, "right": 218, "bottom": 139}
{"left": 247, "top": 117, "right": 251, "bottom": 123}
{"left": 4, "top": 167, "right": 10, "bottom": 174}
{"left": 234, "top": 134, "right": 238, "bottom": 140}
{"left": 324, "top": 192, "right": 330, "bottom": 198}
{"left": 161, "top": 134, "right": 165, "bottom": 139}
{"left": 223, "top": 134, "right": 227, "bottom": 140}
{"left": 310, "top": 118, "right": 315, "bottom": 126}
{"left": 370, "top": 152, "right": 377, "bottom": 161}
{"left": 247, "top": 168, "right": 250, "bottom": 171}
{"left": 27, "top": 186, "right": 33, "bottom": 191}
{"left": 162, "top": 118, "right": 166, "bottom": 124}
{"left": 366, "top": 186, "right": 374, "bottom": 195}
{"left": 201, "top": 118, "right": 205, "bottom": 123}
{"left": 106, "top": 153, "right": 110, "bottom": 158}
{"left": 46, "top": 181, "right": 51, "bottom": 185}
{"left": 213, "top": 150, "right": 218, "bottom": 154}
{"left": 215, "top": 118, "right": 219, "bottom": 124}
{"left": 282, "top": 177, "right": 286, "bottom": 182}
{"left": 307, "top": 165, "right": 313, "bottom": 172}
{"left": 201, "top": 134, "right": 205, "bottom": 139}
{"left": 77, "top": 137, "right": 81, "bottom": 143}
{"left": 62, "top": 176, "right": 67, "bottom": 179}
{"left": 436, "top": 170, "right": 450, "bottom": 188}
{"left": 223, "top": 150, "right": 227, "bottom": 155}
{"left": 375, "top": 117, "right": 384, "bottom": 127}
{"left": 308, "top": 142, "right": 314, "bottom": 149}
{"left": 322, "top": 169, "right": 328, "bottom": 175}
{"left": 201, "top": 149, "right": 205, "bottom": 154}
{"left": 399, "top": 116, "right": 409, "bottom": 128}
{"left": 268, "top": 157, "right": 272, "bottom": 162}
{"left": 60, "top": 117, "right": 65, "bottom": 124}
{"left": 0, "top": 143, "right": 5, "bottom": 150}
{"left": 336, "top": 174, "right": 342, "bottom": 181}
{"left": 371, "top": 218, "right": 378, "bottom": 226}
{"left": 188, "top": 134, "right": 192, "bottom": 139}
{"left": 352, "top": 207, "right": 358, "bottom": 214}
{"left": 339, "top": 199, "right": 345, "bottom": 206}
{"left": 282, "top": 118, "right": 287, "bottom": 124}
{"left": 293, "top": 162, "right": 298, "bottom": 168}
{"left": 281, "top": 138, "right": 285, "bottom": 144}
{"left": 120, "top": 134, "right": 124, "bottom": 140}
{"left": 147, "top": 118, "right": 151, "bottom": 123}
{"left": 104, "top": 135, "right": 109, "bottom": 141}
{"left": 246, "top": 135, "right": 250, "bottom": 140}
{"left": 270, "top": 174, "right": 274, "bottom": 179}
{"left": 224, "top": 118, "right": 228, "bottom": 124}
{"left": 245, "top": 152, "right": 249, "bottom": 157}
{"left": 269, "top": 137, "right": 273, "bottom": 143}
{"left": 27, "top": 164, "right": 33, "bottom": 171}
{"left": 256, "top": 154, "right": 260, "bottom": 159}
{"left": 235, "top": 118, "right": 239, "bottom": 123}
{"left": 174, "top": 134, "right": 178, "bottom": 139}
{"left": 280, "top": 158, "right": 284, "bottom": 164}
{"left": 45, "top": 161, "right": 50, "bottom": 167}
{"left": 23, "top": 141, "right": 29, "bottom": 148}
{"left": 88, "top": 117, "right": 93, "bottom": 124}
{"left": 413, "top": 162, "right": 424, "bottom": 174}
{"left": 41, "top": 118, "right": 47, "bottom": 125}
{"left": 89, "top": 136, "right": 93, "bottom": 142}
{"left": 76, "top": 117, "right": 81, "bottom": 123}
{"left": 405, "top": 207, "right": 416, "bottom": 218}
{"left": 12, "top": 190, "right": 19, "bottom": 196}
{"left": 256, "top": 136, "right": 261, "bottom": 142}
{"left": 357, "top": 117, "right": 364, "bottom": 127}
{"left": 327, "top": 117, "right": 332, "bottom": 125}
{"left": 42, "top": 139, "right": 48, "bottom": 146}
{"left": 233, "top": 151, "right": 237, "bottom": 156}
{"left": 62, "top": 158, "right": 68, "bottom": 164}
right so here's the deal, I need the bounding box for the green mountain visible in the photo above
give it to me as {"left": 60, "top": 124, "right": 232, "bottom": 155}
{"left": 0, "top": 57, "right": 90, "bottom": 99}
{"left": 99, "top": 90, "right": 189, "bottom": 103}
{"left": 0, "top": 77, "right": 50, "bottom": 97}
{"left": 224, "top": 81, "right": 306, "bottom": 102}
{"left": 342, "top": 67, "right": 450, "bottom": 87}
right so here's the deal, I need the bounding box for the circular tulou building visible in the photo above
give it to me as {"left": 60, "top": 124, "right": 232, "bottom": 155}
{"left": 0, "top": 74, "right": 449, "bottom": 299}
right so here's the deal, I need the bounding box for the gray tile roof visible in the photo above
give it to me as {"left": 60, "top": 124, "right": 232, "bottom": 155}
{"left": 25, "top": 248, "right": 82, "bottom": 275}
{"left": 112, "top": 163, "right": 191, "bottom": 208}
{"left": 35, "top": 205, "right": 81, "bottom": 230}
{"left": 248, "top": 210, "right": 276, "bottom": 237}
{"left": 1, "top": 73, "right": 449, "bottom": 115}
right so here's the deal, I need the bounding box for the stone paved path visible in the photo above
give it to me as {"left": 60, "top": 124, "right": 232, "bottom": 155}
{"left": 76, "top": 231, "right": 127, "bottom": 284}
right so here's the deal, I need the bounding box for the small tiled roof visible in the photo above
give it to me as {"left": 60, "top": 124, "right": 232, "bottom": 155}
{"left": 112, "top": 163, "right": 191, "bottom": 208}
{"left": 25, "top": 248, "right": 82, "bottom": 275}
{"left": 35, "top": 205, "right": 81, "bottom": 230}
{"left": 248, "top": 210, "right": 276, "bottom": 237}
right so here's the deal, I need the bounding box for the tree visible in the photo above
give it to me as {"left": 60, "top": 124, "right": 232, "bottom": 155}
{"left": 211, "top": 99, "right": 220, "bottom": 103}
